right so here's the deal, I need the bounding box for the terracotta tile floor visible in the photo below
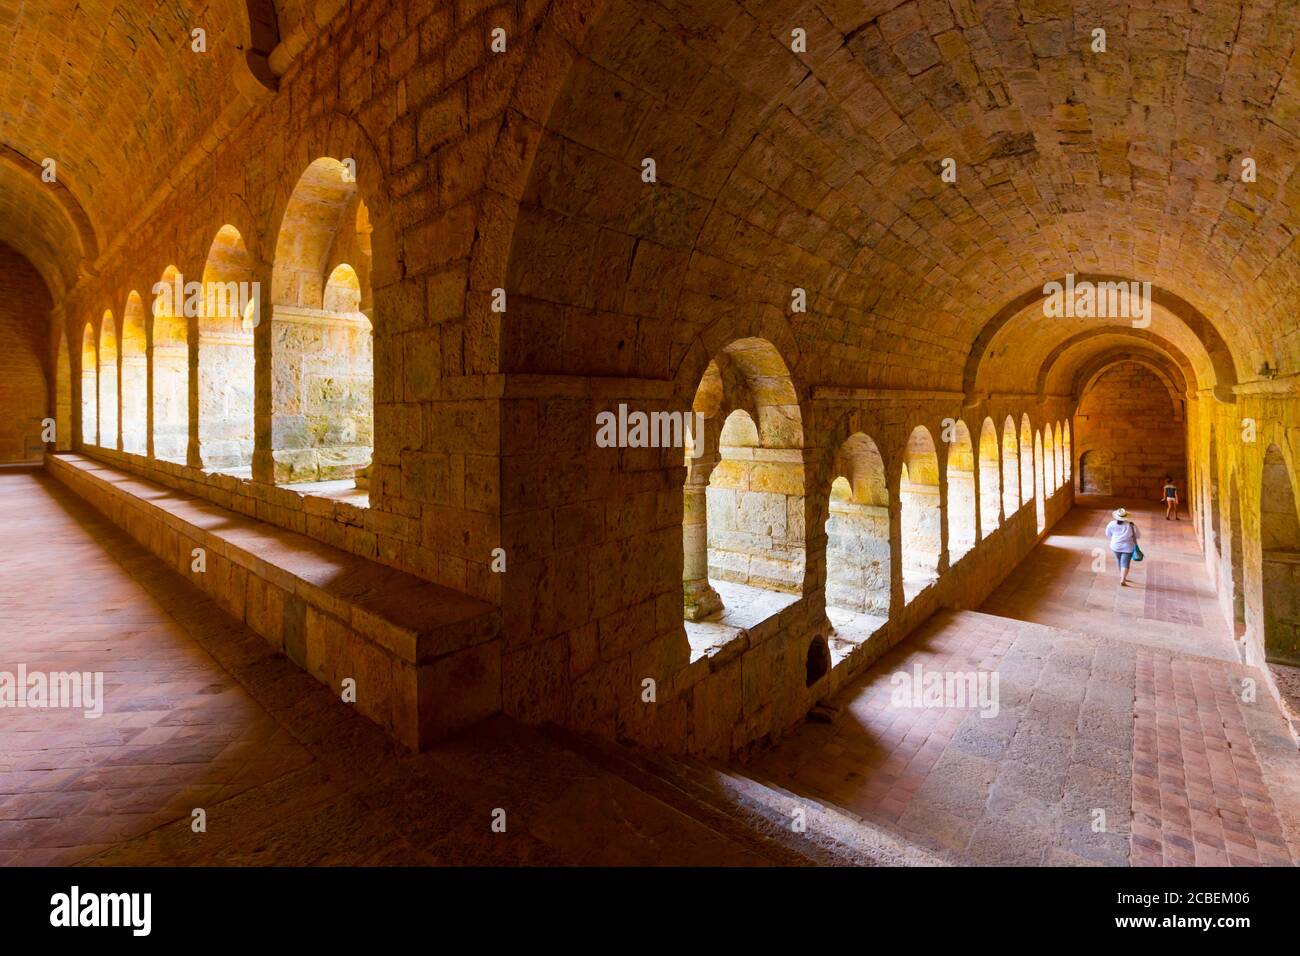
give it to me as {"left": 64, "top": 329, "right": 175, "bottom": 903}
{"left": 6, "top": 466, "right": 1298, "bottom": 867}
{"left": 0, "top": 467, "right": 314, "bottom": 864}
{"left": 752, "top": 497, "right": 1300, "bottom": 866}
{"left": 0, "top": 465, "right": 775, "bottom": 866}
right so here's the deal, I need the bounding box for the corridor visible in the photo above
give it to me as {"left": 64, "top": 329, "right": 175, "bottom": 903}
{"left": 4, "top": 460, "right": 1297, "bottom": 865}
{"left": 0, "top": 465, "right": 784, "bottom": 866}
{"left": 751, "top": 498, "right": 1300, "bottom": 866}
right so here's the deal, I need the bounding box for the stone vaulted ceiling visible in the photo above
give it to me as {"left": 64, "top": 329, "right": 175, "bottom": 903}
{"left": 0, "top": 0, "right": 253, "bottom": 293}
{"left": 517, "top": 0, "right": 1300, "bottom": 390}
{"left": 2, "top": 0, "right": 1299, "bottom": 390}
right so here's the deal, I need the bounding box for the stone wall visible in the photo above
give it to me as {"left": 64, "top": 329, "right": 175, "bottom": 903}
{"left": 1075, "top": 362, "right": 1187, "bottom": 498}
{"left": 0, "top": 244, "right": 50, "bottom": 462}
{"left": 1190, "top": 394, "right": 1300, "bottom": 685}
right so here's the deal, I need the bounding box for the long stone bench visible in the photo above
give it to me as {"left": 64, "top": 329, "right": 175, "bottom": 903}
{"left": 47, "top": 453, "right": 501, "bottom": 750}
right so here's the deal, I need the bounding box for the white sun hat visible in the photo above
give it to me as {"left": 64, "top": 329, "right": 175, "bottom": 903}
{"left": 1112, "top": 507, "right": 1129, "bottom": 520}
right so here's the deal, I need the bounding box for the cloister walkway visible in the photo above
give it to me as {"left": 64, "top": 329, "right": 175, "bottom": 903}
{"left": 4, "top": 464, "right": 1298, "bottom": 866}
{"left": 0, "top": 465, "right": 766, "bottom": 866}
{"left": 752, "top": 498, "right": 1300, "bottom": 865}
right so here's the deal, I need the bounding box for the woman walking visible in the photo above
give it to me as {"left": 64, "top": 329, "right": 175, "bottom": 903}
{"left": 1105, "top": 507, "right": 1141, "bottom": 586}
{"left": 1161, "top": 476, "right": 1179, "bottom": 520}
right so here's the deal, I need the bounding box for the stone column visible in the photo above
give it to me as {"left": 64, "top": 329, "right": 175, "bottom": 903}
{"left": 683, "top": 454, "right": 723, "bottom": 621}
{"left": 251, "top": 260, "right": 275, "bottom": 484}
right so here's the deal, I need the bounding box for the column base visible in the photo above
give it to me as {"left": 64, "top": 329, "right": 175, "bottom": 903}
{"left": 683, "top": 579, "right": 723, "bottom": 622}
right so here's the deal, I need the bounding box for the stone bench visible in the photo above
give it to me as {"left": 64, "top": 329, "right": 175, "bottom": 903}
{"left": 47, "top": 453, "right": 501, "bottom": 750}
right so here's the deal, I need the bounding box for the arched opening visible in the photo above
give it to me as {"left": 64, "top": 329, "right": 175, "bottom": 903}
{"left": 151, "top": 266, "right": 189, "bottom": 463}
{"left": 271, "top": 158, "right": 375, "bottom": 494}
{"left": 1261, "top": 444, "right": 1300, "bottom": 663}
{"left": 1034, "top": 430, "right": 1045, "bottom": 533}
{"left": 825, "top": 433, "right": 890, "bottom": 622}
{"left": 683, "top": 338, "right": 805, "bottom": 628}
{"left": 120, "top": 292, "right": 147, "bottom": 455}
{"left": 1055, "top": 421, "right": 1066, "bottom": 489}
{"left": 54, "top": 330, "right": 71, "bottom": 451}
{"left": 199, "top": 224, "right": 257, "bottom": 474}
{"left": 97, "top": 311, "right": 118, "bottom": 449}
{"left": 80, "top": 324, "right": 97, "bottom": 445}
{"left": 901, "top": 425, "right": 941, "bottom": 600}
{"left": 976, "top": 417, "right": 999, "bottom": 540}
{"left": 805, "top": 636, "right": 830, "bottom": 687}
{"left": 1075, "top": 360, "right": 1185, "bottom": 499}
{"left": 1043, "top": 423, "right": 1056, "bottom": 495}
{"left": 1062, "top": 421, "right": 1071, "bottom": 484}
{"left": 1020, "top": 414, "right": 1034, "bottom": 506}
{"left": 946, "top": 419, "right": 977, "bottom": 558}
{"left": 1001, "top": 415, "right": 1019, "bottom": 517}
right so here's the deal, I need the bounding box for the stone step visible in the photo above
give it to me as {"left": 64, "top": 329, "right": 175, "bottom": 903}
{"left": 543, "top": 725, "right": 949, "bottom": 865}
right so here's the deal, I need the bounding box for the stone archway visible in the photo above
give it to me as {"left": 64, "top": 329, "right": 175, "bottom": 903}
{"left": 683, "top": 337, "right": 805, "bottom": 622}
{"left": 976, "top": 417, "right": 999, "bottom": 541}
{"left": 825, "top": 432, "right": 890, "bottom": 618}
{"left": 901, "top": 425, "right": 941, "bottom": 600}
{"left": 947, "top": 419, "right": 977, "bottom": 559}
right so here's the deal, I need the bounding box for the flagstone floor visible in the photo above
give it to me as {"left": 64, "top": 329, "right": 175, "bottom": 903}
{"left": 749, "top": 497, "right": 1300, "bottom": 866}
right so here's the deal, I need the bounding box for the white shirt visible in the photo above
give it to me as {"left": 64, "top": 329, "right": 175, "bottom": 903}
{"left": 1105, "top": 519, "right": 1139, "bottom": 552}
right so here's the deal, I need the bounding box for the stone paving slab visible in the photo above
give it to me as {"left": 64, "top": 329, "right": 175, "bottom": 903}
{"left": 748, "top": 499, "right": 1300, "bottom": 867}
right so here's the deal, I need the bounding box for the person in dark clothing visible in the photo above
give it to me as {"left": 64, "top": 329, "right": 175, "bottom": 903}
{"left": 1161, "top": 476, "right": 1179, "bottom": 520}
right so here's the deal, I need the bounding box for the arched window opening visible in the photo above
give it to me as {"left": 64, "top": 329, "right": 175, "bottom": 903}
{"left": 1020, "top": 414, "right": 1034, "bottom": 505}
{"left": 976, "top": 418, "right": 999, "bottom": 540}
{"left": 944, "top": 420, "right": 976, "bottom": 558}
{"left": 1001, "top": 416, "right": 1019, "bottom": 517}
{"left": 825, "top": 434, "right": 890, "bottom": 634}
{"left": 1261, "top": 445, "right": 1300, "bottom": 662}
{"left": 1062, "top": 420, "right": 1072, "bottom": 484}
{"left": 1054, "top": 421, "right": 1065, "bottom": 488}
{"left": 152, "top": 266, "right": 189, "bottom": 463}
{"left": 901, "top": 426, "right": 941, "bottom": 601}
{"left": 682, "top": 339, "right": 805, "bottom": 639}
{"left": 120, "top": 292, "right": 148, "bottom": 455}
{"left": 80, "top": 324, "right": 97, "bottom": 445}
{"left": 98, "top": 312, "right": 118, "bottom": 449}
{"left": 55, "top": 331, "right": 72, "bottom": 451}
{"left": 1044, "top": 423, "right": 1056, "bottom": 494}
{"left": 271, "top": 158, "right": 375, "bottom": 499}
{"left": 1034, "top": 431, "right": 1045, "bottom": 533}
{"left": 199, "top": 224, "right": 257, "bottom": 474}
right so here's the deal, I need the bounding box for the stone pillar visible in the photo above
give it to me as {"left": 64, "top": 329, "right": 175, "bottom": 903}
{"left": 251, "top": 261, "right": 275, "bottom": 484}
{"left": 683, "top": 455, "right": 723, "bottom": 621}
{"left": 185, "top": 308, "right": 202, "bottom": 469}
